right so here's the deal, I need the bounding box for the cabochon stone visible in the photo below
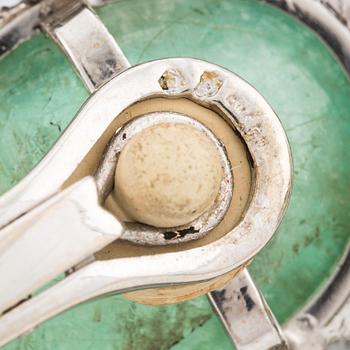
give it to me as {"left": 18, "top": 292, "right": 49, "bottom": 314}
{"left": 114, "top": 123, "right": 223, "bottom": 228}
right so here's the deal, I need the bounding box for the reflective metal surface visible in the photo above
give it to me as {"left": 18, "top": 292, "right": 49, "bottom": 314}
{"left": 42, "top": 2, "right": 130, "bottom": 92}
{"left": 0, "top": 0, "right": 111, "bottom": 58}
{"left": 0, "top": 50, "right": 292, "bottom": 348}
{"left": 1, "top": 0, "right": 326, "bottom": 348}
{"left": 0, "top": 177, "right": 122, "bottom": 315}
{"left": 209, "top": 269, "right": 287, "bottom": 350}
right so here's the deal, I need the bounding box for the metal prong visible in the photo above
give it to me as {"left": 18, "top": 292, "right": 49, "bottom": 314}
{"left": 208, "top": 268, "right": 288, "bottom": 350}
{"left": 42, "top": 1, "right": 130, "bottom": 92}
{"left": 0, "top": 177, "right": 122, "bottom": 315}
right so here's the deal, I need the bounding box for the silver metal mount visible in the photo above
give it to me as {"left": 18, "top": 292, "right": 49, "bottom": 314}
{"left": 7, "top": 1, "right": 350, "bottom": 349}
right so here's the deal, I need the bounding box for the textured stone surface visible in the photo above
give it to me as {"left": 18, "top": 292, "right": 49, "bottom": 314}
{"left": 114, "top": 123, "right": 223, "bottom": 227}
{"left": 0, "top": 0, "right": 350, "bottom": 349}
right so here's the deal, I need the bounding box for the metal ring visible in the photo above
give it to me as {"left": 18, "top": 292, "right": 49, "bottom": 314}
{"left": 94, "top": 111, "right": 233, "bottom": 245}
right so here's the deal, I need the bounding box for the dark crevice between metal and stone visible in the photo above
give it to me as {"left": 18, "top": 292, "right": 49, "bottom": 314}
{"left": 163, "top": 226, "right": 200, "bottom": 240}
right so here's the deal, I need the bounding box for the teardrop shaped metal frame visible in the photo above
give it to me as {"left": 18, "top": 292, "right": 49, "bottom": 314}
{"left": 0, "top": 2, "right": 293, "bottom": 347}
{"left": 0, "top": 56, "right": 293, "bottom": 275}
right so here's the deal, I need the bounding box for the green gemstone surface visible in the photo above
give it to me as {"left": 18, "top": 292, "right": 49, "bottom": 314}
{"left": 1, "top": 0, "right": 349, "bottom": 349}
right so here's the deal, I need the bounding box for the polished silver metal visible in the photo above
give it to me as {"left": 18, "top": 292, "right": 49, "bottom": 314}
{"left": 282, "top": 243, "right": 350, "bottom": 350}
{"left": 0, "top": 57, "right": 293, "bottom": 257}
{"left": 0, "top": 56, "right": 292, "bottom": 346}
{"left": 95, "top": 112, "right": 233, "bottom": 245}
{"left": 42, "top": 1, "right": 130, "bottom": 92}
{"left": 0, "top": 1, "right": 295, "bottom": 349}
{"left": 209, "top": 269, "right": 287, "bottom": 350}
{"left": 264, "top": 2, "right": 350, "bottom": 349}
{"left": 0, "top": 177, "right": 122, "bottom": 316}
{"left": 208, "top": 2, "right": 350, "bottom": 349}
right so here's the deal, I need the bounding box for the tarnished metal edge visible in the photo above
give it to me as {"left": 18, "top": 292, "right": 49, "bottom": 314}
{"left": 97, "top": 112, "right": 233, "bottom": 246}
{"left": 0, "top": 0, "right": 112, "bottom": 60}
{"left": 0, "top": 56, "right": 292, "bottom": 345}
{"left": 0, "top": 2, "right": 41, "bottom": 57}
{"left": 41, "top": 1, "right": 130, "bottom": 92}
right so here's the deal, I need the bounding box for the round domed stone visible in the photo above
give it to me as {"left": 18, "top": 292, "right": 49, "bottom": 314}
{"left": 114, "top": 122, "right": 223, "bottom": 227}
